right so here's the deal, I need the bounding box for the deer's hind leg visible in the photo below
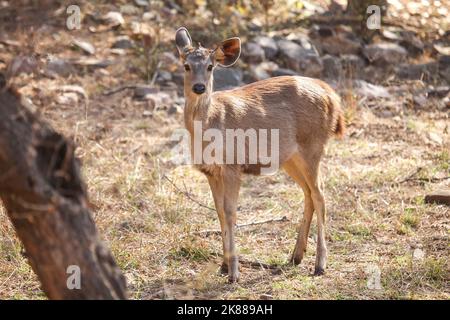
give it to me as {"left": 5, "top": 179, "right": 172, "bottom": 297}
{"left": 292, "top": 150, "right": 327, "bottom": 276}
{"left": 283, "top": 156, "right": 314, "bottom": 265}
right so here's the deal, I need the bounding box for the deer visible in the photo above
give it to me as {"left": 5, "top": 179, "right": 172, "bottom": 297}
{"left": 175, "top": 27, "right": 345, "bottom": 283}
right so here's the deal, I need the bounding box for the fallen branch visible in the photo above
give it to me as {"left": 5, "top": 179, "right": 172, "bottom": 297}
{"left": 239, "top": 258, "right": 283, "bottom": 272}
{"left": 163, "top": 174, "right": 216, "bottom": 211}
{"left": 408, "top": 176, "right": 450, "bottom": 183}
{"left": 396, "top": 167, "right": 423, "bottom": 184}
{"left": 102, "top": 85, "right": 138, "bottom": 96}
{"left": 195, "top": 216, "right": 289, "bottom": 236}
{"left": 397, "top": 167, "right": 450, "bottom": 184}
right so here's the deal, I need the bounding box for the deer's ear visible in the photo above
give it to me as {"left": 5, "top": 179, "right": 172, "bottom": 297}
{"left": 214, "top": 38, "right": 241, "bottom": 67}
{"left": 175, "top": 27, "right": 192, "bottom": 57}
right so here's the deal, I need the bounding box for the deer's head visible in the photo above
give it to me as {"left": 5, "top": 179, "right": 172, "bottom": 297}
{"left": 175, "top": 27, "right": 241, "bottom": 95}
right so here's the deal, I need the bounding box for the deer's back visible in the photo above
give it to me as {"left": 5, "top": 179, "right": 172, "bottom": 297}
{"left": 210, "top": 76, "right": 343, "bottom": 144}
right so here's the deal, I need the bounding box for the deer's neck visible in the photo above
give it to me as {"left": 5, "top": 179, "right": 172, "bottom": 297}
{"left": 183, "top": 81, "right": 213, "bottom": 135}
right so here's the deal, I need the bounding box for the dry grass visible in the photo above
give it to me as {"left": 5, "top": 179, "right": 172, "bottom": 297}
{"left": 0, "top": 81, "right": 448, "bottom": 299}
{"left": 0, "top": 0, "right": 448, "bottom": 300}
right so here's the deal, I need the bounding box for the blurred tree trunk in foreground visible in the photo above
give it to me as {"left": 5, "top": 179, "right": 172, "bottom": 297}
{"left": 346, "top": 0, "right": 387, "bottom": 42}
{"left": 0, "top": 83, "right": 127, "bottom": 299}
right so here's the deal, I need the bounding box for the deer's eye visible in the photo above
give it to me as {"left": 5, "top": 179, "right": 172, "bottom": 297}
{"left": 184, "top": 64, "right": 190, "bottom": 71}
{"left": 207, "top": 64, "right": 213, "bottom": 71}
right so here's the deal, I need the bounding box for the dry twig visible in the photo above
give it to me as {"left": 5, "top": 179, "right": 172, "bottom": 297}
{"left": 163, "top": 174, "right": 216, "bottom": 211}
{"left": 195, "top": 216, "right": 289, "bottom": 236}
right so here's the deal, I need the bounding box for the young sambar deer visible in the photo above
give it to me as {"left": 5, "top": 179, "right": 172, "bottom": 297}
{"left": 175, "top": 27, "right": 345, "bottom": 283}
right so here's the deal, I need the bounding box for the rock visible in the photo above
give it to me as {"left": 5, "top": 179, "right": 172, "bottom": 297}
{"left": 73, "top": 58, "right": 113, "bottom": 68}
{"left": 286, "top": 33, "right": 315, "bottom": 51}
{"left": 142, "top": 11, "right": 158, "bottom": 21}
{"left": 400, "top": 34, "right": 424, "bottom": 56}
{"left": 46, "top": 56, "right": 74, "bottom": 77}
{"left": 130, "top": 21, "right": 153, "bottom": 36}
{"left": 161, "top": 52, "right": 179, "bottom": 66}
{"left": 443, "top": 96, "right": 450, "bottom": 109}
{"left": 272, "top": 68, "right": 299, "bottom": 77}
{"left": 0, "top": 73, "right": 5, "bottom": 88}
{"left": 244, "top": 42, "right": 265, "bottom": 64}
{"left": 363, "top": 43, "right": 407, "bottom": 65}
{"left": 172, "top": 72, "right": 184, "bottom": 86}
{"left": 427, "top": 132, "right": 443, "bottom": 145}
{"left": 248, "top": 64, "right": 271, "bottom": 81}
{"left": 277, "top": 39, "right": 322, "bottom": 77}
{"left": 112, "top": 36, "right": 134, "bottom": 49}
{"left": 142, "top": 110, "right": 153, "bottom": 117}
{"left": 353, "top": 80, "right": 391, "bottom": 98}
{"left": 439, "top": 55, "right": 450, "bottom": 67}
{"left": 412, "top": 248, "right": 425, "bottom": 260}
{"left": 424, "top": 190, "right": 450, "bottom": 206}
{"left": 382, "top": 29, "right": 402, "bottom": 41}
{"left": 413, "top": 95, "right": 427, "bottom": 109}
{"left": 55, "top": 85, "right": 87, "bottom": 100}
{"left": 133, "top": 85, "right": 158, "bottom": 99}
{"left": 300, "top": 53, "right": 323, "bottom": 77}
{"left": 213, "top": 68, "right": 243, "bottom": 91}
{"left": 439, "top": 55, "right": 450, "bottom": 83}
{"left": 320, "top": 34, "right": 361, "bottom": 56}
{"left": 379, "top": 110, "right": 394, "bottom": 118}
{"left": 322, "top": 55, "right": 342, "bottom": 79}
{"left": 103, "top": 11, "right": 125, "bottom": 27}
{"left": 277, "top": 39, "right": 305, "bottom": 64}
{"left": 427, "top": 86, "right": 450, "bottom": 98}
{"left": 120, "top": 4, "right": 140, "bottom": 15}
{"left": 174, "top": 97, "right": 185, "bottom": 106}
{"left": 253, "top": 36, "right": 278, "bottom": 60}
{"left": 73, "top": 39, "right": 95, "bottom": 55}
{"left": 341, "top": 54, "right": 365, "bottom": 76}
{"left": 53, "top": 85, "right": 87, "bottom": 105}
{"left": 156, "top": 70, "right": 172, "bottom": 82}
{"left": 8, "top": 55, "right": 37, "bottom": 76}
{"left": 259, "top": 61, "right": 279, "bottom": 74}
{"left": 396, "top": 62, "right": 439, "bottom": 81}
{"left": 110, "top": 48, "right": 126, "bottom": 56}
{"left": 135, "top": 0, "right": 149, "bottom": 6}
{"left": 315, "top": 25, "right": 334, "bottom": 38}
{"left": 167, "top": 104, "right": 181, "bottom": 115}
{"left": 248, "top": 19, "right": 263, "bottom": 32}
{"left": 144, "top": 92, "right": 172, "bottom": 109}
{"left": 433, "top": 44, "right": 450, "bottom": 56}
{"left": 56, "top": 92, "right": 79, "bottom": 105}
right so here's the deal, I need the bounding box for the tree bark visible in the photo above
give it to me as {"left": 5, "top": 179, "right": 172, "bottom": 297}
{"left": 0, "top": 84, "right": 127, "bottom": 299}
{"left": 345, "top": 0, "right": 387, "bottom": 42}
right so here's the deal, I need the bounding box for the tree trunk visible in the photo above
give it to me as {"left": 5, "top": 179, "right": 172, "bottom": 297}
{"left": 0, "top": 84, "right": 127, "bottom": 299}
{"left": 346, "top": 0, "right": 387, "bottom": 42}
{"left": 346, "top": 0, "right": 387, "bottom": 16}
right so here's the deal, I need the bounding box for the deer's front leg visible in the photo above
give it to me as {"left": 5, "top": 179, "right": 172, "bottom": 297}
{"left": 223, "top": 169, "right": 241, "bottom": 283}
{"left": 206, "top": 175, "right": 229, "bottom": 274}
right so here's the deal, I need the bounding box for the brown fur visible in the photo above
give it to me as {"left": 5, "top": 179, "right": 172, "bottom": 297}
{"left": 176, "top": 28, "right": 345, "bottom": 282}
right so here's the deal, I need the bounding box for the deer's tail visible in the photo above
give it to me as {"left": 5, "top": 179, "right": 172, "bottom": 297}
{"left": 328, "top": 90, "right": 346, "bottom": 139}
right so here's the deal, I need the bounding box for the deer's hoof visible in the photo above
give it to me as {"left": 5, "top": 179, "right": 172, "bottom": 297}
{"left": 289, "top": 254, "right": 303, "bottom": 266}
{"left": 220, "top": 262, "right": 228, "bottom": 275}
{"left": 228, "top": 273, "right": 240, "bottom": 283}
{"left": 313, "top": 267, "right": 325, "bottom": 276}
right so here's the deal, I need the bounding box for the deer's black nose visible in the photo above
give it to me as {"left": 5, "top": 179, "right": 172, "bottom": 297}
{"left": 192, "top": 83, "right": 206, "bottom": 94}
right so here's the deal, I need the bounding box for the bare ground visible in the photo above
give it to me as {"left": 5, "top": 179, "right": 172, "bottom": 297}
{"left": 0, "top": 0, "right": 448, "bottom": 299}
{"left": 1, "top": 80, "right": 448, "bottom": 299}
